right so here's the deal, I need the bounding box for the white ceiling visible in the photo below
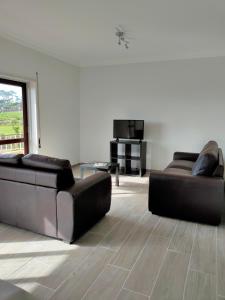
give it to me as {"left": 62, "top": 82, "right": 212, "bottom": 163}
{"left": 0, "top": 0, "right": 225, "bottom": 67}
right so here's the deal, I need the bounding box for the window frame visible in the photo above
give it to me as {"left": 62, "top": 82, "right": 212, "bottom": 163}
{"left": 0, "top": 78, "right": 29, "bottom": 154}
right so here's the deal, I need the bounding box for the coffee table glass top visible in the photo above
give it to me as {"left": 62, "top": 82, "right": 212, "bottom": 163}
{"left": 80, "top": 162, "right": 120, "bottom": 186}
{"left": 81, "top": 162, "right": 111, "bottom": 169}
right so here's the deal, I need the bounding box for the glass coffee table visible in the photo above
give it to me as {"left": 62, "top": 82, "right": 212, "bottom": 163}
{"left": 80, "top": 162, "right": 120, "bottom": 186}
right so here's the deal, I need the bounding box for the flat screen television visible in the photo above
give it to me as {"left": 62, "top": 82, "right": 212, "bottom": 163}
{"left": 113, "top": 120, "right": 144, "bottom": 140}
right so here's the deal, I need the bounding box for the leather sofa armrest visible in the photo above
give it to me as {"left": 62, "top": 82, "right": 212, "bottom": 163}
{"left": 149, "top": 170, "right": 224, "bottom": 225}
{"left": 70, "top": 172, "right": 111, "bottom": 196}
{"left": 57, "top": 172, "right": 111, "bottom": 243}
{"left": 173, "top": 151, "right": 199, "bottom": 161}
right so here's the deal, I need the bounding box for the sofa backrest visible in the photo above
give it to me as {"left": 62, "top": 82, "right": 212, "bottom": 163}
{"left": 0, "top": 153, "right": 23, "bottom": 165}
{"left": 213, "top": 148, "right": 224, "bottom": 177}
{"left": 192, "top": 141, "right": 219, "bottom": 176}
{"left": 0, "top": 153, "right": 75, "bottom": 189}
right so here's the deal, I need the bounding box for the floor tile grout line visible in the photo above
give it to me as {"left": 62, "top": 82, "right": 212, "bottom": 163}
{"left": 89, "top": 217, "right": 122, "bottom": 237}
{"left": 107, "top": 263, "right": 130, "bottom": 272}
{"left": 189, "top": 268, "right": 216, "bottom": 276}
{"left": 35, "top": 283, "right": 54, "bottom": 293}
{"left": 95, "top": 218, "right": 124, "bottom": 240}
{"left": 100, "top": 214, "right": 152, "bottom": 300}
{"left": 0, "top": 174, "right": 149, "bottom": 300}
{"left": 109, "top": 211, "right": 154, "bottom": 265}
{"left": 167, "top": 220, "right": 178, "bottom": 250}
{"left": 105, "top": 266, "right": 133, "bottom": 300}
{"left": 50, "top": 234, "right": 109, "bottom": 295}
{"left": 99, "top": 202, "right": 144, "bottom": 248}
{"left": 187, "top": 225, "right": 217, "bottom": 276}
{"left": 148, "top": 220, "right": 178, "bottom": 300}
{"left": 6, "top": 172, "right": 222, "bottom": 300}
{"left": 61, "top": 179, "right": 147, "bottom": 299}
{"left": 4, "top": 235, "right": 50, "bottom": 283}
{"left": 76, "top": 197, "right": 147, "bottom": 300}
{"left": 5, "top": 256, "right": 35, "bottom": 281}
{"left": 97, "top": 212, "right": 156, "bottom": 300}
{"left": 122, "top": 287, "right": 149, "bottom": 298}
{"left": 50, "top": 246, "right": 112, "bottom": 299}
{"left": 79, "top": 264, "right": 113, "bottom": 300}
{"left": 101, "top": 209, "right": 147, "bottom": 255}
{"left": 181, "top": 223, "right": 197, "bottom": 300}
{"left": 118, "top": 216, "right": 161, "bottom": 297}
{"left": 166, "top": 248, "right": 187, "bottom": 254}
{"left": 112, "top": 213, "right": 147, "bottom": 255}
{"left": 98, "top": 246, "right": 116, "bottom": 253}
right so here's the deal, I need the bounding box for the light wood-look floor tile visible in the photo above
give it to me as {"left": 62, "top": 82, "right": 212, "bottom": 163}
{"left": 111, "top": 213, "right": 159, "bottom": 269}
{"left": 169, "top": 221, "right": 196, "bottom": 253}
{"left": 83, "top": 265, "right": 128, "bottom": 300}
{"left": 125, "top": 233, "right": 172, "bottom": 296}
{"left": 0, "top": 226, "right": 40, "bottom": 252}
{"left": 13, "top": 282, "right": 54, "bottom": 300}
{"left": 151, "top": 217, "right": 177, "bottom": 237}
{"left": 183, "top": 270, "right": 216, "bottom": 300}
{"left": 100, "top": 202, "right": 145, "bottom": 252}
{"left": 150, "top": 250, "right": 189, "bottom": 300}
{"left": 116, "top": 288, "right": 148, "bottom": 300}
{"left": 217, "top": 225, "right": 225, "bottom": 297}
{"left": 0, "top": 230, "right": 43, "bottom": 279}
{"left": 190, "top": 224, "right": 217, "bottom": 274}
{"left": 90, "top": 195, "right": 142, "bottom": 237}
{"left": 36, "top": 231, "right": 103, "bottom": 266}
{"left": 0, "top": 171, "right": 224, "bottom": 300}
{"left": 0, "top": 222, "right": 10, "bottom": 233}
{"left": 50, "top": 247, "right": 112, "bottom": 300}
{"left": 7, "top": 256, "right": 68, "bottom": 290}
{"left": 90, "top": 215, "right": 121, "bottom": 236}
{"left": 6, "top": 232, "right": 104, "bottom": 290}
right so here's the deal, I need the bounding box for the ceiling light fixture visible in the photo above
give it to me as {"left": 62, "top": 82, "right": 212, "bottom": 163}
{"left": 115, "top": 26, "right": 130, "bottom": 49}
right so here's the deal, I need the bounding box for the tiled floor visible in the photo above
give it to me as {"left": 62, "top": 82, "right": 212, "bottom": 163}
{"left": 0, "top": 169, "right": 224, "bottom": 300}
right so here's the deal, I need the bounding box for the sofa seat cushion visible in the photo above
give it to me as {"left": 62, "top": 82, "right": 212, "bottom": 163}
{"left": 22, "top": 154, "right": 75, "bottom": 188}
{"left": 164, "top": 167, "right": 192, "bottom": 176}
{"left": 0, "top": 153, "right": 23, "bottom": 165}
{"left": 167, "top": 160, "right": 194, "bottom": 171}
{"left": 192, "top": 141, "right": 218, "bottom": 176}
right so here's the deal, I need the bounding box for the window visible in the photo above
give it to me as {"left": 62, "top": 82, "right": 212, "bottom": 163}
{"left": 0, "top": 78, "right": 29, "bottom": 154}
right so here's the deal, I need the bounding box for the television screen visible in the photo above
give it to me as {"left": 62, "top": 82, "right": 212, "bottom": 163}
{"left": 113, "top": 120, "right": 144, "bottom": 140}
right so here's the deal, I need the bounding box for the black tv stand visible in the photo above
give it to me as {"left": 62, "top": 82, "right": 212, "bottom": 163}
{"left": 110, "top": 140, "right": 147, "bottom": 176}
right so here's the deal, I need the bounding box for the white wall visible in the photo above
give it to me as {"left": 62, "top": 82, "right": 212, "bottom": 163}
{"left": 1, "top": 35, "right": 225, "bottom": 169}
{"left": 80, "top": 57, "right": 225, "bottom": 169}
{"left": 0, "top": 36, "right": 80, "bottom": 164}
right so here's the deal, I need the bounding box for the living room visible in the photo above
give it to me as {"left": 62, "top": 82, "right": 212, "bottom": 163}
{"left": 0, "top": 1, "right": 225, "bottom": 300}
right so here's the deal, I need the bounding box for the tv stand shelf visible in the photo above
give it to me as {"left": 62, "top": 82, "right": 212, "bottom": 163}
{"left": 112, "top": 155, "right": 140, "bottom": 161}
{"left": 110, "top": 140, "right": 147, "bottom": 176}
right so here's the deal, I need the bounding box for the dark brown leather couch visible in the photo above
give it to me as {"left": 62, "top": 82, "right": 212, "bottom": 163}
{"left": 0, "top": 154, "right": 111, "bottom": 243}
{"left": 149, "top": 141, "right": 224, "bottom": 225}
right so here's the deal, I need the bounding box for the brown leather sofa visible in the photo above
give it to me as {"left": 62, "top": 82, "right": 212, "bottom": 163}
{"left": 0, "top": 153, "right": 111, "bottom": 243}
{"left": 149, "top": 141, "right": 224, "bottom": 225}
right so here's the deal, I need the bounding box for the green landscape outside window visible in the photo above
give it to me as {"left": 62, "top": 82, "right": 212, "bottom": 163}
{"left": 0, "top": 79, "right": 28, "bottom": 154}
